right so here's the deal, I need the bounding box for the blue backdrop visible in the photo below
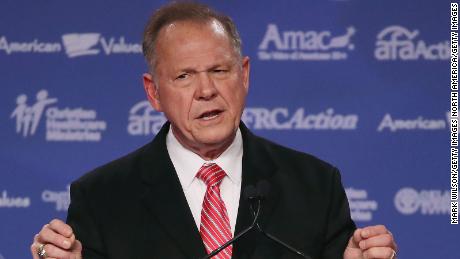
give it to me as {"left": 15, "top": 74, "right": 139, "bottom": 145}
{"left": 0, "top": 0, "right": 455, "bottom": 258}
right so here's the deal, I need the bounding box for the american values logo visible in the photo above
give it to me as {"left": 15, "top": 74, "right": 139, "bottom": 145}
{"left": 0, "top": 190, "right": 30, "bottom": 208}
{"left": 0, "top": 33, "right": 141, "bottom": 58}
{"left": 375, "top": 25, "right": 449, "bottom": 61}
{"left": 10, "top": 89, "right": 107, "bottom": 141}
{"left": 258, "top": 24, "right": 356, "bottom": 61}
{"left": 377, "top": 112, "right": 449, "bottom": 132}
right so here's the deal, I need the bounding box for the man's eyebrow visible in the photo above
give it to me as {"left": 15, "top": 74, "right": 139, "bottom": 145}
{"left": 177, "top": 63, "right": 232, "bottom": 73}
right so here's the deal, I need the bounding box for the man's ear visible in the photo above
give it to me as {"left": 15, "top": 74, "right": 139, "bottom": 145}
{"left": 143, "top": 73, "right": 162, "bottom": 112}
{"left": 241, "top": 56, "right": 250, "bottom": 93}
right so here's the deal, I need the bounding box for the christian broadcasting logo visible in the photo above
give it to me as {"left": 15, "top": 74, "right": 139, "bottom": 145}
{"left": 0, "top": 33, "right": 141, "bottom": 58}
{"left": 394, "top": 187, "right": 450, "bottom": 215}
{"left": 10, "top": 89, "right": 107, "bottom": 141}
{"left": 258, "top": 24, "right": 355, "bottom": 61}
{"left": 375, "top": 25, "right": 449, "bottom": 61}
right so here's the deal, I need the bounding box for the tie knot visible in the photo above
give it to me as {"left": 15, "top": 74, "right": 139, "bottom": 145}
{"left": 196, "top": 163, "right": 226, "bottom": 186}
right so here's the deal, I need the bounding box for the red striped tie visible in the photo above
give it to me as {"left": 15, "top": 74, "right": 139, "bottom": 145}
{"left": 197, "top": 163, "right": 233, "bottom": 259}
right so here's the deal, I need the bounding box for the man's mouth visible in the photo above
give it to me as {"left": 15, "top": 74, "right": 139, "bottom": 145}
{"left": 197, "top": 109, "right": 223, "bottom": 120}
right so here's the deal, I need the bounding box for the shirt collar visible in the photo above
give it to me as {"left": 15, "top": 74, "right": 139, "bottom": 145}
{"left": 166, "top": 126, "right": 243, "bottom": 188}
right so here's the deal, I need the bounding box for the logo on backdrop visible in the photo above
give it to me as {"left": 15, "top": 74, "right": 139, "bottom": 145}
{"left": 42, "top": 185, "right": 70, "bottom": 212}
{"left": 10, "top": 89, "right": 107, "bottom": 141}
{"left": 126, "top": 104, "right": 359, "bottom": 135}
{"left": 394, "top": 187, "right": 450, "bottom": 215}
{"left": 346, "top": 187, "right": 378, "bottom": 222}
{"left": 377, "top": 113, "right": 448, "bottom": 132}
{"left": 0, "top": 34, "right": 141, "bottom": 58}
{"left": 258, "top": 24, "right": 355, "bottom": 61}
{"left": 242, "top": 108, "right": 358, "bottom": 130}
{"left": 61, "top": 33, "right": 141, "bottom": 58}
{"left": 0, "top": 190, "right": 30, "bottom": 208}
{"left": 375, "top": 25, "right": 449, "bottom": 61}
{"left": 127, "top": 101, "right": 167, "bottom": 136}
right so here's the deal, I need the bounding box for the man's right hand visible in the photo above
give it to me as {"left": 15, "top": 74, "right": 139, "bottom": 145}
{"left": 31, "top": 219, "right": 82, "bottom": 259}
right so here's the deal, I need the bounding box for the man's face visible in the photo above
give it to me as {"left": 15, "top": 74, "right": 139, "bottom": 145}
{"left": 143, "top": 20, "right": 250, "bottom": 154}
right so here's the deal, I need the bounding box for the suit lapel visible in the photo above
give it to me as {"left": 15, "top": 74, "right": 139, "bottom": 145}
{"left": 139, "top": 123, "right": 206, "bottom": 258}
{"left": 233, "top": 123, "right": 281, "bottom": 258}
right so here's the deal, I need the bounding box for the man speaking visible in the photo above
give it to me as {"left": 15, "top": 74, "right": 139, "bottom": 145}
{"left": 31, "top": 2, "right": 397, "bottom": 259}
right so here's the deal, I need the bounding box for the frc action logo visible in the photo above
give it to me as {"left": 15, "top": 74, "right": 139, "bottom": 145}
{"left": 242, "top": 107, "right": 358, "bottom": 130}
{"left": 10, "top": 89, "right": 107, "bottom": 141}
{"left": 258, "top": 24, "right": 355, "bottom": 61}
{"left": 375, "top": 25, "right": 449, "bottom": 61}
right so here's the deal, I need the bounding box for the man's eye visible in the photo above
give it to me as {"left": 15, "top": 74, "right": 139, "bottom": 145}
{"left": 213, "top": 69, "right": 227, "bottom": 73}
{"left": 176, "top": 73, "right": 189, "bottom": 80}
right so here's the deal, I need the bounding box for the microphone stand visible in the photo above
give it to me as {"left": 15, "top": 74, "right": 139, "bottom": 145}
{"left": 249, "top": 200, "right": 312, "bottom": 259}
{"left": 200, "top": 200, "right": 261, "bottom": 259}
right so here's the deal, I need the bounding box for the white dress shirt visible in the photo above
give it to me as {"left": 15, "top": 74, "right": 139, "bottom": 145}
{"left": 166, "top": 127, "right": 243, "bottom": 235}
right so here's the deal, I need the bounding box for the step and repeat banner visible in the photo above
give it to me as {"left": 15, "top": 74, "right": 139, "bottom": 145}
{"left": 0, "top": 0, "right": 455, "bottom": 258}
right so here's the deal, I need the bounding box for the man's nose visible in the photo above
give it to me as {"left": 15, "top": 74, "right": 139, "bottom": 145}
{"left": 195, "top": 72, "right": 218, "bottom": 100}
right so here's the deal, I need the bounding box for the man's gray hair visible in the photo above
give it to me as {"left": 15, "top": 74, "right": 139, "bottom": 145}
{"left": 142, "top": 1, "right": 242, "bottom": 74}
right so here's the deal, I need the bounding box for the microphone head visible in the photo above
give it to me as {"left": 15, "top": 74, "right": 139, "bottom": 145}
{"left": 256, "top": 180, "right": 270, "bottom": 199}
{"left": 243, "top": 185, "right": 257, "bottom": 200}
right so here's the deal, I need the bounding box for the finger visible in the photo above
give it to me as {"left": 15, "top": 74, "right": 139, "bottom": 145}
{"left": 359, "top": 233, "right": 394, "bottom": 250}
{"left": 30, "top": 240, "right": 41, "bottom": 259}
{"left": 363, "top": 247, "right": 396, "bottom": 259}
{"left": 354, "top": 228, "right": 364, "bottom": 243}
{"left": 49, "top": 218, "right": 74, "bottom": 238}
{"left": 37, "top": 225, "right": 73, "bottom": 250}
{"left": 361, "top": 225, "right": 388, "bottom": 239}
{"left": 40, "top": 243, "right": 75, "bottom": 259}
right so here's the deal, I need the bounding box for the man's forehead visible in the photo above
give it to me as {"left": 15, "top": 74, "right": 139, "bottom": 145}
{"left": 159, "top": 19, "right": 228, "bottom": 41}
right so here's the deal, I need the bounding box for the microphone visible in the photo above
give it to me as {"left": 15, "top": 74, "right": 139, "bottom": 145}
{"left": 201, "top": 181, "right": 313, "bottom": 259}
{"left": 200, "top": 185, "right": 262, "bottom": 259}
{"left": 249, "top": 181, "right": 313, "bottom": 259}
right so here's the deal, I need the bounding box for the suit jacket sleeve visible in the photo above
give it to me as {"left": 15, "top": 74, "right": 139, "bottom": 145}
{"left": 67, "top": 181, "right": 108, "bottom": 259}
{"left": 321, "top": 167, "right": 355, "bottom": 259}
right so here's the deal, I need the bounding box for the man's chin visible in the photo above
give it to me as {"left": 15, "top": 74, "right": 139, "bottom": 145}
{"left": 193, "top": 126, "right": 236, "bottom": 146}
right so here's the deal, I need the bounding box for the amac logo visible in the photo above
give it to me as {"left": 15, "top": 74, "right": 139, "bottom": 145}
{"left": 258, "top": 24, "right": 355, "bottom": 61}
{"left": 375, "top": 25, "right": 449, "bottom": 60}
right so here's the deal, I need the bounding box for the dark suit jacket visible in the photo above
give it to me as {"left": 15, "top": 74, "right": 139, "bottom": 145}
{"left": 67, "top": 122, "right": 356, "bottom": 259}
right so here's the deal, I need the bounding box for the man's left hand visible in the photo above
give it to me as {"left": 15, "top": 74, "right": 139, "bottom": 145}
{"left": 344, "top": 225, "right": 398, "bottom": 259}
